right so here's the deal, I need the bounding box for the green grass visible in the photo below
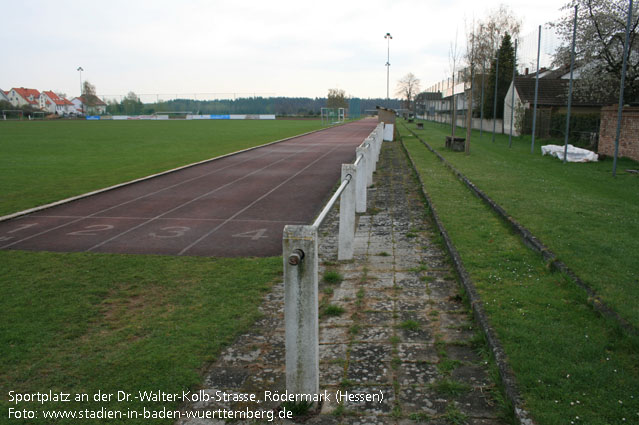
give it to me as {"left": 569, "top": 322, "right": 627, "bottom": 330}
{"left": 322, "top": 270, "right": 344, "bottom": 284}
{"left": 321, "top": 304, "right": 345, "bottom": 317}
{"left": 0, "top": 119, "right": 324, "bottom": 216}
{"left": 400, "top": 126, "right": 639, "bottom": 424}
{"left": 0, "top": 250, "right": 281, "bottom": 425}
{"left": 405, "top": 119, "right": 639, "bottom": 328}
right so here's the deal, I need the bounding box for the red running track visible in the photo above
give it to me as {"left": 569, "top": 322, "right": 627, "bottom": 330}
{"left": 0, "top": 119, "right": 378, "bottom": 257}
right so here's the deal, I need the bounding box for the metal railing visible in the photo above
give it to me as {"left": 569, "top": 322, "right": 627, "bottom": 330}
{"left": 282, "top": 122, "right": 384, "bottom": 399}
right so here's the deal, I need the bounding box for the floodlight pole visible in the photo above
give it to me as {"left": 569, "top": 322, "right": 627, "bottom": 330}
{"left": 385, "top": 33, "right": 392, "bottom": 102}
{"left": 77, "top": 66, "right": 84, "bottom": 115}
{"left": 563, "top": 6, "right": 578, "bottom": 163}
{"left": 613, "top": 0, "right": 633, "bottom": 177}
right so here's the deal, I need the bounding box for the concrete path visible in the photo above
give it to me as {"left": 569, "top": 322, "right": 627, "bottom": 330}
{"left": 177, "top": 141, "right": 506, "bottom": 424}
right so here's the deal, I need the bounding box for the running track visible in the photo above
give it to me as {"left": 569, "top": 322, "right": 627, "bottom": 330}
{"left": 0, "top": 119, "right": 378, "bottom": 257}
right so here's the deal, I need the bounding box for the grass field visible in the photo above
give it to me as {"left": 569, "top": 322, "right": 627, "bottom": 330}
{"left": 0, "top": 119, "right": 324, "bottom": 216}
{"left": 0, "top": 251, "right": 281, "bottom": 424}
{"left": 402, "top": 120, "right": 639, "bottom": 329}
{"left": 398, "top": 122, "right": 639, "bottom": 424}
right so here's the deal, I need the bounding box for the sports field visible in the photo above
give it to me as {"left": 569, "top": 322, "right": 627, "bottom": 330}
{"left": 0, "top": 118, "right": 333, "bottom": 425}
{"left": 0, "top": 119, "right": 325, "bottom": 217}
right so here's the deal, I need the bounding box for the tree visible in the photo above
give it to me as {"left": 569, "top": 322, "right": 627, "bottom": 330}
{"left": 82, "top": 81, "right": 96, "bottom": 97}
{"left": 483, "top": 33, "right": 517, "bottom": 119}
{"left": 468, "top": 5, "right": 521, "bottom": 74}
{"left": 122, "top": 91, "right": 143, "bottom": 115}
{"left": 395, "top": 73, "right": 421, "bottom": 110}
{"left": 326, "top": 88, "right": 348, "bottom": 108}
{"left": 552, "top": 0, "right": 639, "bottom": 104}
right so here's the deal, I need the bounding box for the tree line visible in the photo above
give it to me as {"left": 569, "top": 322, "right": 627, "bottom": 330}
{"left": 104, "top": 95, "right": 400, "bottom": 116}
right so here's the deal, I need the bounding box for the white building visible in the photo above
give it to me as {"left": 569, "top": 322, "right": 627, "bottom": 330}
{"left": 7, "top": 87, "right": 41, "bottom": 108}
{"left": 41, "top": 91, "right": 74, "bottom": 115}
{"left": 0, "top": 89, "right": 10, "bottom": 103}
{"left": 72, "top": 95, "right": 107, "bottom": 115}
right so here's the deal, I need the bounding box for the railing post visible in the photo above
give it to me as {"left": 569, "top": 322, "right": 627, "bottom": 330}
{"left": 366, "top": 138, "right": 375, "bottom": 187}
{"left": 338, "top": 164, "right": 356, "bottom": 260}
{"left": 283, "top": 225, "right": 319, "bottom": 398}
{"left": 355, "top": 147, "right": 368, "bottom": 213}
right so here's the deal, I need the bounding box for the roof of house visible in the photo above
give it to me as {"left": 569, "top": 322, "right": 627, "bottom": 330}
{"left": 417, "top": 92, "right": 443, "bottom": 101}
{"left": 43, "top": 91, "right": 70, "bottom": 106}
{"left": 75, "top": 94, "right": 106, "bottom": 106}
{"left": 514, "top": 77, "right": 602, "bottom": 107}
{"left": 12, "top": 87, "right": 41, "bottom": 105}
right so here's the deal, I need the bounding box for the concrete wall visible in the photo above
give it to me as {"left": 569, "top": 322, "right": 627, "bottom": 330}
{"left": 599, "top": 106, "right": 639, "bottom": 161}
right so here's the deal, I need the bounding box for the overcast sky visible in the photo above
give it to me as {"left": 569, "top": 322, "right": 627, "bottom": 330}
{"left": 1, "top": 0, "right": 568, "bottom": 101}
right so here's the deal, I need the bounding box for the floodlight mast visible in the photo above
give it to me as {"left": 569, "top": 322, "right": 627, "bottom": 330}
{"left": 77, "top": 66, "right": 84, "bottom": 114}
{"left": 385, "top": 33, "right": 392, "bottom": 101}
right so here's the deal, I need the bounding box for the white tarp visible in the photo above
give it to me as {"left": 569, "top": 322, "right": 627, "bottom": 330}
{"left": 541, "top": 144, "right": 598, "bottom": 162}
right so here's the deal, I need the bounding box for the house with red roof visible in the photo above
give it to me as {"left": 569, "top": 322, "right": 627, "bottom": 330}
{"left": 7, "top": 87, "right": 42, "bottom": 108}
{"left": 72, "top": 94, "right": 107, "bottom": 115}
{"left": 41, "top": 91, "right": 74, "bottom": 115}
{"left": 0, "top": 89, "right": 10, "bottom": 103}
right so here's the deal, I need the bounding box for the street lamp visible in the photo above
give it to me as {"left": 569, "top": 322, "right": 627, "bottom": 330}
{"left": 77, "top": 66, "right": 84, "bottom": 115}
{"left": 385, "top": 33, "right": 392, "bottom": 101}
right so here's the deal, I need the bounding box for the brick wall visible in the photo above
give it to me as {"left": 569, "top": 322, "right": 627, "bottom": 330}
{"left": 599, "top": 106, "right": 639, "bottom": 161}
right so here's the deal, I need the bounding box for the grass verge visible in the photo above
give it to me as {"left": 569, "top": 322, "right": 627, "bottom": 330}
{"left": 0, "top": 119, "right": 324, "bottom": 216}
{"left": 0, "top": 250, "right": 281, "bottom": 424}
{"left": 403, "top": 119, "right": 639, "bottom": 329}
{"left": 399, "top": 126, "right": 639, "bottom": 425}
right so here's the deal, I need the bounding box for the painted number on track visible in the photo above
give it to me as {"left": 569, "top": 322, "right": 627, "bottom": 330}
{"left": 1, "top": 223, "right": 39, "bottom": 241}
{"left": 8, "top": 223, "right": 38, "bottom": 233}
{"left": 149, "top": 226, "right": 191, "bottom": 238}
{"left": 67, "top": 225, "right": 115, "bottom": 236}
{"left": 232, "top": 228, "right": 268, "bottom": 240}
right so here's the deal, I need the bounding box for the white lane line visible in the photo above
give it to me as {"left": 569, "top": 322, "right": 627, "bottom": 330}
{"left": 0, "top": 144, "right": 305, "bottom": 250}
{"left": 85, "top": 143, "right": 321, "bottom": 252}
{"left": 178, "top": 142, "right": 344, "bottom": 256}
{"left": 28, "top": 215, "right": 306, "bottom": 224}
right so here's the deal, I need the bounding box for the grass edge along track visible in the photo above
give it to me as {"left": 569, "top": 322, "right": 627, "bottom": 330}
{"left": 398, "top": 124, "right": 639, "bottom": 425}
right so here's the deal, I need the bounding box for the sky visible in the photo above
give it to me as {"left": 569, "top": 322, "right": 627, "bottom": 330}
{"left": 1, "top": 0, "right": 568, "bottom": 102}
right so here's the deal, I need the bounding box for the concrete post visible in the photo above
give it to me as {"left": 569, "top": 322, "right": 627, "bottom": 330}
{"left": 365, "top": 139, "right": 374, "bottom": 187}
{"left": 338, "top": 164, "right": 356, "bottom": 260}
{"left": 283, "top": 225, "right": 319, "bottom": 397}
{"left": 355, "top": 146, "right": 368, "bottom": 213}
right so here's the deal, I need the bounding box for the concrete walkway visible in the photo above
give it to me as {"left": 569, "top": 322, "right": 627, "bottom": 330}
{"left": 178, "top": 141, "right": 506, "bottom": 424}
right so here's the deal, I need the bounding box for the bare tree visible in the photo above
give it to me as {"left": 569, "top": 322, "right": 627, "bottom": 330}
{"left": 470, "top": 5, "right": 522, "bottom": 72}
{"left": 82, "top": 81, "right": 96, "bottom": 97}
{"left": 449, "top": 28, "right": 462, "bottom": 137}
{"left": 326, "top": 88, "right": 348, "bottom": 108}
{"left": 395, "top": 73, "right": 421, "bottom": 111}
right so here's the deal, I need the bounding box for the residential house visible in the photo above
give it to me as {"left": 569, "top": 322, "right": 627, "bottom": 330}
{"left": 72, "top": 94, "right": 107, "bottom": 115}
{"left": 0, "top": 89, "right": 10, "bottom": 104}
{"left": 503, "top": 70, "right": 603, "bottom": 138}
{"left": 41, "top": 91, "right": 74, "bottom": 115}
{"left": 7, "top": 87, "right": 41, "bottom": 108}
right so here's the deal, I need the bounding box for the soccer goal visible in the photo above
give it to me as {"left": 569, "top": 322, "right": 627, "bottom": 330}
{"left": 30, "top": 111, "right": 45, "bottom": 120}
{"left": 321, "top": 107, "right": 345, "bottom": 125}
{"left": 2, "top": 110, "right": 23, "bottom": 120}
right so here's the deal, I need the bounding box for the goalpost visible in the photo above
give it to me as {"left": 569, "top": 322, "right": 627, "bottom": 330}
{"left": 321, "top": 107, "right": 345, "bottom": 125}
{"left": 2, "top": 110, "right": 23, "bottom": 120}
{"left": 30, "top": 112, "right": 45, "bottom": 120}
